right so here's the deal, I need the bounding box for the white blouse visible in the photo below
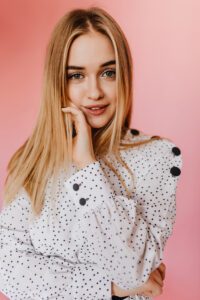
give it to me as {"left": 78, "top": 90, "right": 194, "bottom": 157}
{"left": 0, "top": 128, "right": 183, "bottom": 300}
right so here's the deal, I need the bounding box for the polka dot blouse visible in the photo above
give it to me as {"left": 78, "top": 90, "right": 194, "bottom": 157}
{"left": 0, "top": 128, "right": 183, "bottom": 300}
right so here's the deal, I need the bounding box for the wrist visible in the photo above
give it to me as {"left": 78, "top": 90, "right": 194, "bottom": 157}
{"left": 111, "top": 282, "right": 130, "bottom": 297}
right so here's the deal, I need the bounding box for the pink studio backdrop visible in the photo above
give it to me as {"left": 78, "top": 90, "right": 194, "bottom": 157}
{"left": 0, "top": 1, "right": 199, "bottom": 299}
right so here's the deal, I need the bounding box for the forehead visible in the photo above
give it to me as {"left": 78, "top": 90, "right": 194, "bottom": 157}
{"left": 67, "top": 32, "right": 115, "bottom": 67}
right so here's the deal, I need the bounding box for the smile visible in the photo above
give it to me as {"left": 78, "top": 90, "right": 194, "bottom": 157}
{"left": 83, "top": 105, "right": 109, "bottom": 116}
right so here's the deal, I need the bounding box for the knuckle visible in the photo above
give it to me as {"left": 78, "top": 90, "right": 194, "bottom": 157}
{"left": 152, "top": 288, "right": 162, "bottom": 297}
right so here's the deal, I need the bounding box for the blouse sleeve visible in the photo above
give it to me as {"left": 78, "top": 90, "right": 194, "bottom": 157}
{"left": 64, "top": 139, "right": 183, "bottom": 291}
{"left": 0, "top": 188, "right": 112, "bottom": 300}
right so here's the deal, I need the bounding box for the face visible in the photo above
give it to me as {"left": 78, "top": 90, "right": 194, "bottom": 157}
{"left": 66, "top": 31, "right": 117, "bottom": 129}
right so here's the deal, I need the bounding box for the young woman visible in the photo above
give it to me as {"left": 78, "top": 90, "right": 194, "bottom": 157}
{"left": 0, "top": 6, "right": 182, "bottom": 300}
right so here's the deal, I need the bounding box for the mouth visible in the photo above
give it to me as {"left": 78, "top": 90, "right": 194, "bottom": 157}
{"left": 83, "top": 104, "right": 109, "bottom": 116}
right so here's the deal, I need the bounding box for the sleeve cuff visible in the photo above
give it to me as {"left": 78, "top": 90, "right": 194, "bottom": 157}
{"left": 64, "top": 160, "right": 116, "bottom": 215}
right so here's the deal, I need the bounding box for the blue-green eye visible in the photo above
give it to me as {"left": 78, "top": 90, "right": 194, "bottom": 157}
{"left": 67, "top": 73, "right": 83, "bottom": 80}
{"left": 102, "top": 70, "right": 116, "bottom": 78}
{"left": 67, "top": 69, "right": 116, "bottom": 80}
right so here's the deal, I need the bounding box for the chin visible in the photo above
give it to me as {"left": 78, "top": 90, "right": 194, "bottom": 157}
{"left": 86, "top": 117, "right": 105, "bottom": 128}
{"left": 87, "top": 113, "right": 115, "bottom": 129}
{"left": 90, "top": 122, "right": 106, "bottom": 129}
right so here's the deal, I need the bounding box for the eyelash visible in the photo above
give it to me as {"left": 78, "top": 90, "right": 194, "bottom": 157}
{"left": 67, "top": 69, "right": 116, "bottom": 80}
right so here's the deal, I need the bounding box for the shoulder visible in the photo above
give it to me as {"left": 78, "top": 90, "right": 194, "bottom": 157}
{"left": 0, "top": 187, "right": 31, "bottom": 216}
{"left": 122, "top": 127, "right": 182, "bottom": 152}
{"left": 121, "top": 127, "right": 183, "bottom": 174}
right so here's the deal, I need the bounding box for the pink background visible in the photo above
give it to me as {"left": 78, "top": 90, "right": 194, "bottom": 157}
{"left": 0, "top": 1, "right": 199, "bottom": 299}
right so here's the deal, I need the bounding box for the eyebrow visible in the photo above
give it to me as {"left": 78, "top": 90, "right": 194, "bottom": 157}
{"left": 66, "top": 60, "right": 116, "bottom": 70}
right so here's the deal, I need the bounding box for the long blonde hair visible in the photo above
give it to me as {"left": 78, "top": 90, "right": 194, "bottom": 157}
{"left": 3, "top": 6, "right": 163, "bottom": 217}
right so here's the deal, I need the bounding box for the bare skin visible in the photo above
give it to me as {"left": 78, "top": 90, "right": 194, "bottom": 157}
{"left": 65, "top": 31, "right": 117, "bottom": 131}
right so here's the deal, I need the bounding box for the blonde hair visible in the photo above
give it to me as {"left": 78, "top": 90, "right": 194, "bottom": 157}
{"left": 3, "top": 6, "right": 163, "bottom": 217}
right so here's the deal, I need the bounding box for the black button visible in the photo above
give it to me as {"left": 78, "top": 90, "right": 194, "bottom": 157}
{"left": 79, "top": 198, "right": 87, "bottom": 206}
{"left": 172, "top": 146, "right": 181, "bottom": 156}
{"left": 130, "top": 129, "right": 140, "bottom": 135}
{"left": 73, "top": 183, "right": 80, "bottom": 191}
{"left": 170, "top": 166, "right": 181, "bottom": 176}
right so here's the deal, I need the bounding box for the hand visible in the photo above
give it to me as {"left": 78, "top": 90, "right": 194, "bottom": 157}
{"left": 112, "top": 263, "right": 166, "bottom": 297}
{"left": 61, "top": 102, "right": 96, "bottom": 169}
{"left": 135, "top": 263, "right": 165, "bottom": 297}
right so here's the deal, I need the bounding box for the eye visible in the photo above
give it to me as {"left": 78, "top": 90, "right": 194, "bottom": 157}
{"left": 66, "top": 69, "right": 116, "bottom": 80}
{"left": 102, "top": 69, "right": 116, "bottom": 78}
{"left": 67, "top": 73, "right": 84, "bottom": 80}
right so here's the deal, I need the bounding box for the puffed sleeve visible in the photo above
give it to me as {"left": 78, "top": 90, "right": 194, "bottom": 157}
{"left": 64, "top": 139, "right": 183, "bottom": 291}
{"left": 0, "top": 188, "right": 112, "bottom": 300}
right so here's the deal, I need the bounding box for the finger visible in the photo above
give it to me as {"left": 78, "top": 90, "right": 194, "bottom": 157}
{"left": 152, "top": 269, "right": 164, "bottom": 287}
{"left": 159, "top": 268, "right": 166, "bottom": 280}
{"left": 157, "top": 267, "right": 164, "bottom": 281}
{"left": 67, "top": 101, "right": 79, "bottom": 109}
{"left": 157, "top": 267, "right": 165, "bottom": 281}
{"left": 159, "top": 263, "right": 166, "bottom": 272}
{"left": 61, "top": 107, "right": 81, "bottom": 133}
{"left": 62, "top": 106, "right": 80, "bottom": 113}
{"left": 156, "top": 268, "right": 164, "bottom": 284}
{"left": 158, "top": 263, "right": 166, "bottom": 280}
{"left": 61, "top": 107, "right": 84, "bottom": 123}
{"left": 61, "top": 107, "right": 91, "bottom": 134}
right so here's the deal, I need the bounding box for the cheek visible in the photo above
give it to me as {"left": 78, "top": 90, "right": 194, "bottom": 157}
{"left": 109, "top": 91, "right": 117, "bottom": 106}
{"left": 67, "top": 84, "right": 84, "bottom": 105}
{"left": 105, "top": 83, "right": 116, "bottom": 100}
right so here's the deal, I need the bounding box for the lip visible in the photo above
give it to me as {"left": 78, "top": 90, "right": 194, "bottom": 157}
{"left": 84, "top": 104, "right": 109, "bottom": 109}
{"left": 83, "top": 105, "right": 109, "bottom": 116}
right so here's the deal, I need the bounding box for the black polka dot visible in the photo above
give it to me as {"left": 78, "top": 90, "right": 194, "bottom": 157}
{"left": 130, "top": 129, "right": 140, "bottom": 135}
{"left": 172, "top": 147, "right": 181, "bottom": 156}
{"left": 170, "top": 166, "right": 181, "bottom": 176}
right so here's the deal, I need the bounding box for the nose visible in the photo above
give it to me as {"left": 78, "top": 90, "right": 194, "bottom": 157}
{"left": 87, "top": 76, "right": 104, "bottom": 100}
